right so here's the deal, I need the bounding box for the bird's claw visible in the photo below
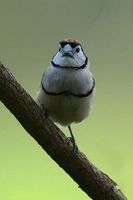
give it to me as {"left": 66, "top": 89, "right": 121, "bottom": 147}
{"left": 41, "top": 104, "right": 49, "bottom": 118}
{"left": 68, "top": 137, "right": 78, "bottom": 153}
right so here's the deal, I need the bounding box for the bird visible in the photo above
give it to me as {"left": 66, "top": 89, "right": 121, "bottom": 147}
{"left": 36, "top": 38, "right": 95, "bottom": 152}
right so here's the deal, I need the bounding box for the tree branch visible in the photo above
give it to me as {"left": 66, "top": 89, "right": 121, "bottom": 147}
{"left": 0, "top": 63, "right": 127, "bottom": 200}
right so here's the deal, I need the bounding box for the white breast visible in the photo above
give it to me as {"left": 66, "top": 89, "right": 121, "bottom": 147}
{"left": 43, "top": 65, "right": 94, "bottom": 94}
{"left": 36, "top": 64, "right": 95, "bottom": 126}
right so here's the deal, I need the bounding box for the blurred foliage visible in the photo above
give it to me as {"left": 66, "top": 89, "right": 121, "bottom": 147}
{"left": 0, "top": 0, "right": 133, "bottom": 199}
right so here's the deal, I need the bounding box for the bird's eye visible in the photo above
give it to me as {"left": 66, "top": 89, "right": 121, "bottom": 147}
{"left": 59, "top": 46, "right": 61, "bottom": 52}
{"left": 76, "top": 47, "right": 80, "bottom": 53}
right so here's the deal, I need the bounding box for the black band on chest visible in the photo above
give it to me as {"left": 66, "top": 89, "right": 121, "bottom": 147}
{"left": 41, "top": 77, "right": 95, "bottom": 98}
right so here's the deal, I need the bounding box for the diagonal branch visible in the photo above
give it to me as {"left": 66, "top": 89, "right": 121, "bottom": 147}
{"left": 0, "top": 63, "right": 127, "bottom": 200}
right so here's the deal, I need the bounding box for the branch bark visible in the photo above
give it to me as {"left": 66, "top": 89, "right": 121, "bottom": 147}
{"left": 0, "top": 63, "right": 127, "bottom": 200}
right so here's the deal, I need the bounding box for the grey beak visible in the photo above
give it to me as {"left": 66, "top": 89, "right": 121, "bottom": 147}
{"left": 62, "top": 52, "right": 74, "bottom": 58}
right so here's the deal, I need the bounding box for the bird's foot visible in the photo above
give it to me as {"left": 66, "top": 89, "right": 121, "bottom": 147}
{"left": 68, "top": 125, "right": 78, "bottom": 153}
{"left": 68, "top": 137, "right": 78, "bottom": 153}
{"left": 41, "top": 104, "right": 49, "bottom": 118}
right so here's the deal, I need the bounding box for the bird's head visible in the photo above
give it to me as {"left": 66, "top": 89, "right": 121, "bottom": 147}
{"left": 51, "top": 38, "right": 88, "bottom": 68}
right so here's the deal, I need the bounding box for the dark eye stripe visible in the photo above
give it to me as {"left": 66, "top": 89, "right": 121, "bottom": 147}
{"left": 60, "top": 41, "right": 80, "bottom": 48}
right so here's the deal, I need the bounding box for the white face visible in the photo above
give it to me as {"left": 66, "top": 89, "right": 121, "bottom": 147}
{"left": 52, "top": 44, "right": 88, "bottom": 68}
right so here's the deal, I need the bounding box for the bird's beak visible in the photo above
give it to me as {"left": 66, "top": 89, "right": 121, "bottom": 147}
{"left": 62, "top": 51, "right": 74, "bottom": 58}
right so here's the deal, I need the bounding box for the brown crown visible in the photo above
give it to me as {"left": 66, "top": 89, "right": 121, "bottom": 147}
{"left": 59, "top": 38, "right": 81, "bottom": 48}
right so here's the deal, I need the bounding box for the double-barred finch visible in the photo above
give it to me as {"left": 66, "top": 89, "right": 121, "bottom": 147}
{"left": 36, "top": 38, "right": 95, "bottom": 152}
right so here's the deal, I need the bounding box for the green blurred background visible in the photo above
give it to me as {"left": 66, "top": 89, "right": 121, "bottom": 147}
{"left": 0, "top": 0, "right": 133, "bottom": 199}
